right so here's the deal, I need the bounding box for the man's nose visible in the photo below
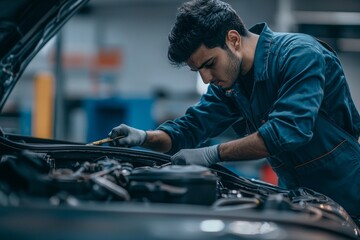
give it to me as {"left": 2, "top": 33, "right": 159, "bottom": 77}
{"left": 199, "top": 69, "right": 212, "bottom": 84}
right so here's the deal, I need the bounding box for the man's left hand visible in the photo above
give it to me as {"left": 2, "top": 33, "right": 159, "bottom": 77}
{"left": 170, "top": 145, "right": 221, "bottom": 167}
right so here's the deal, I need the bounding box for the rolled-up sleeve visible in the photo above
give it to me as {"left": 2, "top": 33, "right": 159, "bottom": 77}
{"left": 258, "top": 41, "right": 326, "bottom": 155}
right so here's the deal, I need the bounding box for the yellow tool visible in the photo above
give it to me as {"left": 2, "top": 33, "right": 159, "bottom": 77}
{"left": 86, "top": 136, "right": 124, "bottom": 146}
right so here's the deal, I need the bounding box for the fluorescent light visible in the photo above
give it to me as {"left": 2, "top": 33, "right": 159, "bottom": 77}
{"left": 294, "top": 11, "right": 360, "bottom": 25}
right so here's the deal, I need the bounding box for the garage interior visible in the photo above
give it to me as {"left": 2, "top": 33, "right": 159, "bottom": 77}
{"left": 0, "top": 0, "right": 359, "bottom": 184}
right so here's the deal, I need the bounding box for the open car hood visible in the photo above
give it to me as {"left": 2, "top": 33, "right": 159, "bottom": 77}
{"left": 0, "top": 0, "right": 89, "bottom": 111}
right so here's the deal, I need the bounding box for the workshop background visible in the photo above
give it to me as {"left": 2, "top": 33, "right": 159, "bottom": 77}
{"left": 1, "top": 0, "right": 359, "bottom": 183}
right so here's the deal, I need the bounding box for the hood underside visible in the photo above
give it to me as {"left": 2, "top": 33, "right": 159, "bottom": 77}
{"left": 0, "top": 0, "right": 89, "bottom": 111}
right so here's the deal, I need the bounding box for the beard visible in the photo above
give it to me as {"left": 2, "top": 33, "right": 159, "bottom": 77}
{"left": 223, "top": 48, "right": 242, "bottom": 90}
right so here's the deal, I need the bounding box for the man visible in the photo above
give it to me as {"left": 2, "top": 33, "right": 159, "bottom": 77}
{"left": 109, "top": 0, "right": 360, "bottom": 221}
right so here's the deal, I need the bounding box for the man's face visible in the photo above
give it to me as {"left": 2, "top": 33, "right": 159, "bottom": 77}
{"left": 187, "top": 43, "right": 242, "bottom": 90}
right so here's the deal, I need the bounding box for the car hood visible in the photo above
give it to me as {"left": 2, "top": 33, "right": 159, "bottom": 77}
{"left": 0, "top": 0, "right": 89, "bottom": 111}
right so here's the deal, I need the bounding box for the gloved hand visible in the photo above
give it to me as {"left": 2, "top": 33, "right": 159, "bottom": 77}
{"left": 108, "top": 124, "right": 147, "bottom": 147}
{"left": 171, "top": 145, "right": 221, "bottom": 167}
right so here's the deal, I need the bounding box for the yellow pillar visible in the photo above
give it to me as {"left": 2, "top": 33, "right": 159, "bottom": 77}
{"left": 32, "top": 72, "right": 54, "bottom": 138}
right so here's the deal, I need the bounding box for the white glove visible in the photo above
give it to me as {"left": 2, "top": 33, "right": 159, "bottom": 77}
{"left": 171, "top": 145, "right": 221, "bottom": 167}
{"left": 108, "top": 124, "right": 147, "bottom": 147}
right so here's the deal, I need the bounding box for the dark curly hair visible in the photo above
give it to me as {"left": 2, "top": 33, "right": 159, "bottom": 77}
{"left": 168, "top": 0, "right": 248, "bottom": 66}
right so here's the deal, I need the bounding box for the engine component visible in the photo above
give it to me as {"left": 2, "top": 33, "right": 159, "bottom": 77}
{"left": 128, "top": 165, "right": 218, "bottom": 205}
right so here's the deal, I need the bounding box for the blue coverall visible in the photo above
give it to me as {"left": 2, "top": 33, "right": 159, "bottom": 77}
{"left": 157, "top": 23, "right": 360, "bottom": 218}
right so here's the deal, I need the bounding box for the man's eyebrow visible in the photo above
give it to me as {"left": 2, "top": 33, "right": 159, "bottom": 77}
{"left": 191, "top": 57, "right": 213, "bottom": 71}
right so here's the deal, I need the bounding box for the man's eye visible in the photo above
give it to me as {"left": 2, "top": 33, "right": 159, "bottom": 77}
{"left": 205, "top": 63, "right": 214, "bottom": 68}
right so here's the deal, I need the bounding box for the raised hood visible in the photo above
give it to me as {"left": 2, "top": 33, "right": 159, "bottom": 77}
{"left": 0, "top": 0, "right": 89, "bottom": 111}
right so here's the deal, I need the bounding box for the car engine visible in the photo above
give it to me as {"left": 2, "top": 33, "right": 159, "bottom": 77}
{"left": 0, "top": 147, "right": 359, "bottom": 239}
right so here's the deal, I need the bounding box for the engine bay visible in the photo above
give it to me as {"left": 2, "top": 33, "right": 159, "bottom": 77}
{"left": 0, "top": 144, "right": 358, "bottom": 239}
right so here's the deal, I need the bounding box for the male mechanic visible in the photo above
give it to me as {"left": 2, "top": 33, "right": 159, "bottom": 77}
{"left": 109, "top": 0, "right": 360, "bottom": 220}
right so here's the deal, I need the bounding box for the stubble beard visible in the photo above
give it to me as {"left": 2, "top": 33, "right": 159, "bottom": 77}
{"left": 223, "top": 49, "right": 242, "bottom": 90}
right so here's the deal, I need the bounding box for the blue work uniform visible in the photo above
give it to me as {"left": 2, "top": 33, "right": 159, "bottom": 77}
{"left": 157, "top": 23, "right": 360, "bottom": 217}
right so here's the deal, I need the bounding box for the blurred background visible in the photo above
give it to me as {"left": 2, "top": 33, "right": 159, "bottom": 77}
{"left": 0, "top": 0, "right": 359, "bottom": 182}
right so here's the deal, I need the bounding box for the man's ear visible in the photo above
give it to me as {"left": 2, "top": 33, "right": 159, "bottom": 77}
{"left": 226, "top": 30, "right": 241, "bottom": 50}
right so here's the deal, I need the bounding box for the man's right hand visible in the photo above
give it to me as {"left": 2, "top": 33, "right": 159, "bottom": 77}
{"left": 108, "top": 124, "right": 147, "bottom": 147}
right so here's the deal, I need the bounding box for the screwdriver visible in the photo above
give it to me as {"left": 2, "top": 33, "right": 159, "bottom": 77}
{"left": 86, "top": 136, "right": 125, "bottom": 146}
